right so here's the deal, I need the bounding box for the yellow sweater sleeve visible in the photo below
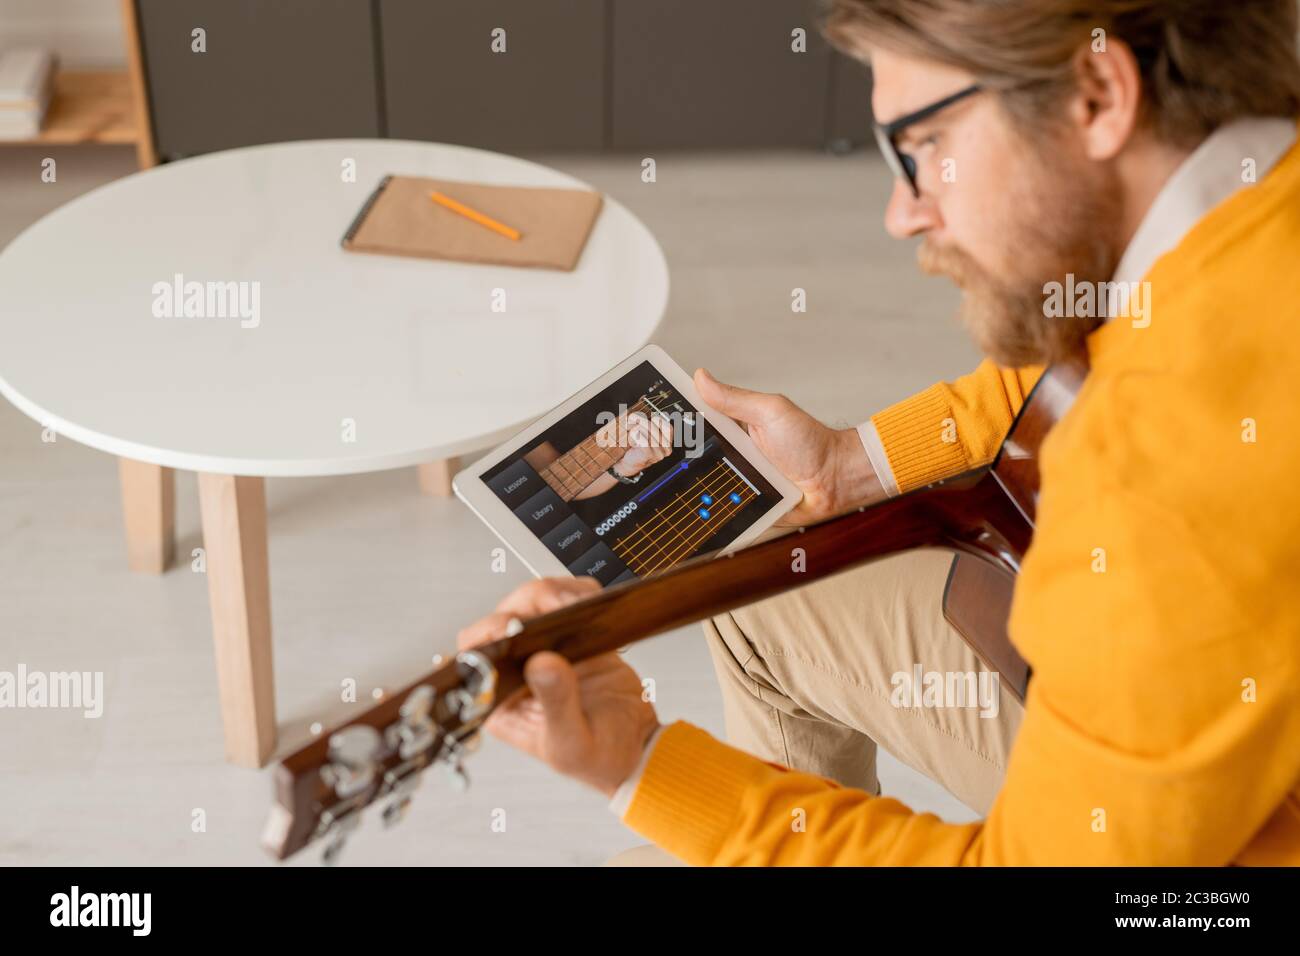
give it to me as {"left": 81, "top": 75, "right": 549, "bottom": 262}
{"left": 626, "top": 625, "right": 1300, "bottom": 868}
{"left": 871, "top": 360, "right": 1043, "bottom": 493}
{"left": 623, "top": 721, "right": 986, "bottom": 865}
{"left": 623, "top": 363, "right": 1300, "bottom": 865}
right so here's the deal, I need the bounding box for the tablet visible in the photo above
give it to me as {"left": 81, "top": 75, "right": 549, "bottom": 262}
{"left": 453, "top": 344, "right": 801, "bottom": 585}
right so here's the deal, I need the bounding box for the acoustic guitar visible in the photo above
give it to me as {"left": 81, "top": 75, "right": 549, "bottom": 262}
{"left": 261, "top": 360, "right": 1086, "bottom": 863}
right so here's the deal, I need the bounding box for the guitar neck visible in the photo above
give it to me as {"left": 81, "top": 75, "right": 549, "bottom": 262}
{"left": 540, "top": 437, "right": 624, "bottom": 499}
{"left": 540, "top": 396, "right": 653, "bottom": 500}
{"left": 334, "top": 470, "right": 1024, "bottom": 741}
{"left": 270, "top": 466, "right": 1031, "bottom": 859}
{"left": 493, "top": 469, "right": 1026, "bottom": 694}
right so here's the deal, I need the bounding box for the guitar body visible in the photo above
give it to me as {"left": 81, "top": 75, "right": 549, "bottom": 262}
{"left": 263, "top": 360, "right": 1086, "bottom": 861}
{"left": 940, "top": 359, "right": 1087, "bottom": 702}
{"left": 942, "top": 556, "right": 1023, "bottom": 696}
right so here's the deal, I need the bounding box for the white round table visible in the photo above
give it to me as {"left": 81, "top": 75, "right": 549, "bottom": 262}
{"left": 0, "top": 139, "right": 668, "bottom": 766}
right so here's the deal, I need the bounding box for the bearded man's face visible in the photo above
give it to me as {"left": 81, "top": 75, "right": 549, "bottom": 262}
{"left": 872, "top": 49, "right": 1124, "bottom": 366}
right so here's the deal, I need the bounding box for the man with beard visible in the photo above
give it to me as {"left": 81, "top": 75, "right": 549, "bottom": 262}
{"left": 455, "top": 0, "right": 1300, "bottom": 864}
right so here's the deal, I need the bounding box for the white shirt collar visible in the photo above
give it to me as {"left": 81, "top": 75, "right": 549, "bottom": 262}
{"left": 1113, "top": 117, "right": 1297, "bottom": 288}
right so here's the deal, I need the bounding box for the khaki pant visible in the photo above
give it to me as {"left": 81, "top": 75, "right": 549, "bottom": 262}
{"left": 705, "top": 548, "right": 1024, "bottom": 815}
{"left": 607, "top": 548, "right": 1024, "bottom": 867}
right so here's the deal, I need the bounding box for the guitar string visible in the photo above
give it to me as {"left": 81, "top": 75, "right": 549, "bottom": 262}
{"left": 612, "top": 461, "right": 734, "bottom": 560}
{"left": 614, "top": 463, "right": 744, "bottom": 563}
{"left": 632, "top": 478, "right": 755, "bottom": 576}
{"left": 614, "top": 466, "right": 751, "bottom": 572}
{"left": 636, "top": 476, "right": 751, "bottom": 573}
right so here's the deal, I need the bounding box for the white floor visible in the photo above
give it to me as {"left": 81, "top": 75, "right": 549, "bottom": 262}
{"left": 0, "top": 143, "right": 981, "bottom": 866}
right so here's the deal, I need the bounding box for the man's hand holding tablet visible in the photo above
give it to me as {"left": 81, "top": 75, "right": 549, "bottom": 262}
{"left": 691, "top": 368, "right": 888, "bottom": 527}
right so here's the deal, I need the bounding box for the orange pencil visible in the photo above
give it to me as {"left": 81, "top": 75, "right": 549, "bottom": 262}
{"left": 428, "top": 190, "right": 522, "bottom": 241}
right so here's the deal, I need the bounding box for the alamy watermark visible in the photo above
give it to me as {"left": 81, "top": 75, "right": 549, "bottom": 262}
{"left": 0, "top": 664, "right": 103, "bottom": 718}
{"left": 1043, "top": 273, "right": 1151, "bottom": 328}
{"left": 152, "top": 272, "right": 260, "bottom": 328}
{"left": 595, "top": 406, "right": 704, "bottom": 458}
{"left": 50, "top": 886, "right": 150, "bottom": 936}
{"left": 890, "top": 664, "right": 1000, "bottom": 719}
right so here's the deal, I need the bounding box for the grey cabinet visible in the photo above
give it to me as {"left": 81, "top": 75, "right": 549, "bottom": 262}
{"left": 138, "top": 0, "right": 381, "bottom": 160}
{"left": 609, "top": 0, "right": 833, "bottom": 149}
{"left": 379, "top": 0, "right": 606, "bottom": 151}
{"left": 136, "top": 0, "right": 870, "bottom": 158}
{"left": 829, "top": 53, "right": 874, "bottom": 149}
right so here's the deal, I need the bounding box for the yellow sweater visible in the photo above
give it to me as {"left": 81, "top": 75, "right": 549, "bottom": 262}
{"left": 623, "top": 132, "right": 1300, "bottom": 865}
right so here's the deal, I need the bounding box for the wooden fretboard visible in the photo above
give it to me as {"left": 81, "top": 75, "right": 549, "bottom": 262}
{"left": 539, "top": 391, "right": 668, "bottom": 500}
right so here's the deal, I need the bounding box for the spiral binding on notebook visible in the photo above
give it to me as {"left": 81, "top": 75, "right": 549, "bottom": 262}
{"left": 341, "top": 174, "right": 393, "bottom": 247}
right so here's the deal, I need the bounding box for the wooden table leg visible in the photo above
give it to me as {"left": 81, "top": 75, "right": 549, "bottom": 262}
{"left": 417, "top": 457, "right": 459, "bottom": 497}
{"left": 197, "top": 473, "right": 276, "bottom": 768}
{"left": 118, "top": 458, "right": 175, "bottom": 573}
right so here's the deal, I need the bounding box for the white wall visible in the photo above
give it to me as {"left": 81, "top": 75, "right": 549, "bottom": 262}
{"left": 0, "top": 0, "right": 127, "bottom": 69}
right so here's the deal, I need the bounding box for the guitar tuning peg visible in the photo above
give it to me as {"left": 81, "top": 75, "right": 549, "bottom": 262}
{"left": 318, "top": 803, "right": 365, "bottom": 866}
{"left": 444, "top": 760, "right": 470, "bottom": 792}
{"left": 322, "top": 833, "right": 346, "bottom": 866}
{"left": 372, "top": 685, "right": 437, "bottom": 834}
{"left": 323, "top": 724, "right": 382, "bottom": 798}
{"left": 386, "top": 684, "right": 436, "bottom": 760}
{"left": 447, "top": 650, "right": 497, "bottom": 723}
{"left": 401, "top": 684, "right": 436, "bottom": 720}
{"left": 314, "top": 725, "right": 383, "bottom": 866}
{"left": 381, "top": 794, "right": 413, "bottom": 828}
{"left": 432, "top": 728, "right": 475, "bottom": 792}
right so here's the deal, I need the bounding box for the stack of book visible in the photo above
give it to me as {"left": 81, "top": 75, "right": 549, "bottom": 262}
{"left": 0, "top": 49, "right": 57, "bottom": 140}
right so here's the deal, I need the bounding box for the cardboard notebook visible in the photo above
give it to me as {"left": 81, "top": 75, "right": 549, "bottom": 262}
{"left": 342, "top": 174, "right": 603, "bottom": 272}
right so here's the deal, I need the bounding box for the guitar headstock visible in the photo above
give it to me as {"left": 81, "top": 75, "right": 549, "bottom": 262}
{"left": 261, "top": 644, "right": 505, "bottom": 864}
{"left": 263, "top": 380, "right": 703, "bottom": 864}
{"left": 641, "top": 378, "right": 691, "bottom": 422}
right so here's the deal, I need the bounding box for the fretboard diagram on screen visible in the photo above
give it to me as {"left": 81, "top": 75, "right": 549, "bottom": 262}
{"left": 611, "top": 458, "right": 758, "bottom": 575}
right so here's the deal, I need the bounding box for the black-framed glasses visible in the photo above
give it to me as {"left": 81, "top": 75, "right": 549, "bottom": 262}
{"left": 872, "top": 84, "right": 983, "bottom": 197}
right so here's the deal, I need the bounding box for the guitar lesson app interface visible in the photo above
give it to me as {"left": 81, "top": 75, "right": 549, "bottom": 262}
{"left": 480, "top": 360, "right": 783, "bottom": 585}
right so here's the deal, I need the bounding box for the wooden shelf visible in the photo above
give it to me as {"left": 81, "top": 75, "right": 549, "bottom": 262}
{"left": 0, "top": 4, "right": 157, "bottom": 167}
{"left": 0, "top": 0, "right": 156, "bottom": 167}
{"left": 3, "top": 70, "right": 139, "bottom": 146}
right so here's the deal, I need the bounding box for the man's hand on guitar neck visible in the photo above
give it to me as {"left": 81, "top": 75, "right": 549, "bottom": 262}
{"left": 615, "top": 411, "right": 675, "bottom": 477}
{"left": 693, "top": 368, "right": 886, "bottom": 526}
{"left": 457, "top": 577, "right": 661, "bottom": 798}
{"left": 576, "top": 411, "right": 676, "bottom": 500}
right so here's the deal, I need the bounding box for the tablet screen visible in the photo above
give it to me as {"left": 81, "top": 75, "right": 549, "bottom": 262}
{"left": 478, "top": 359, "right": 785, "bottom": 585}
